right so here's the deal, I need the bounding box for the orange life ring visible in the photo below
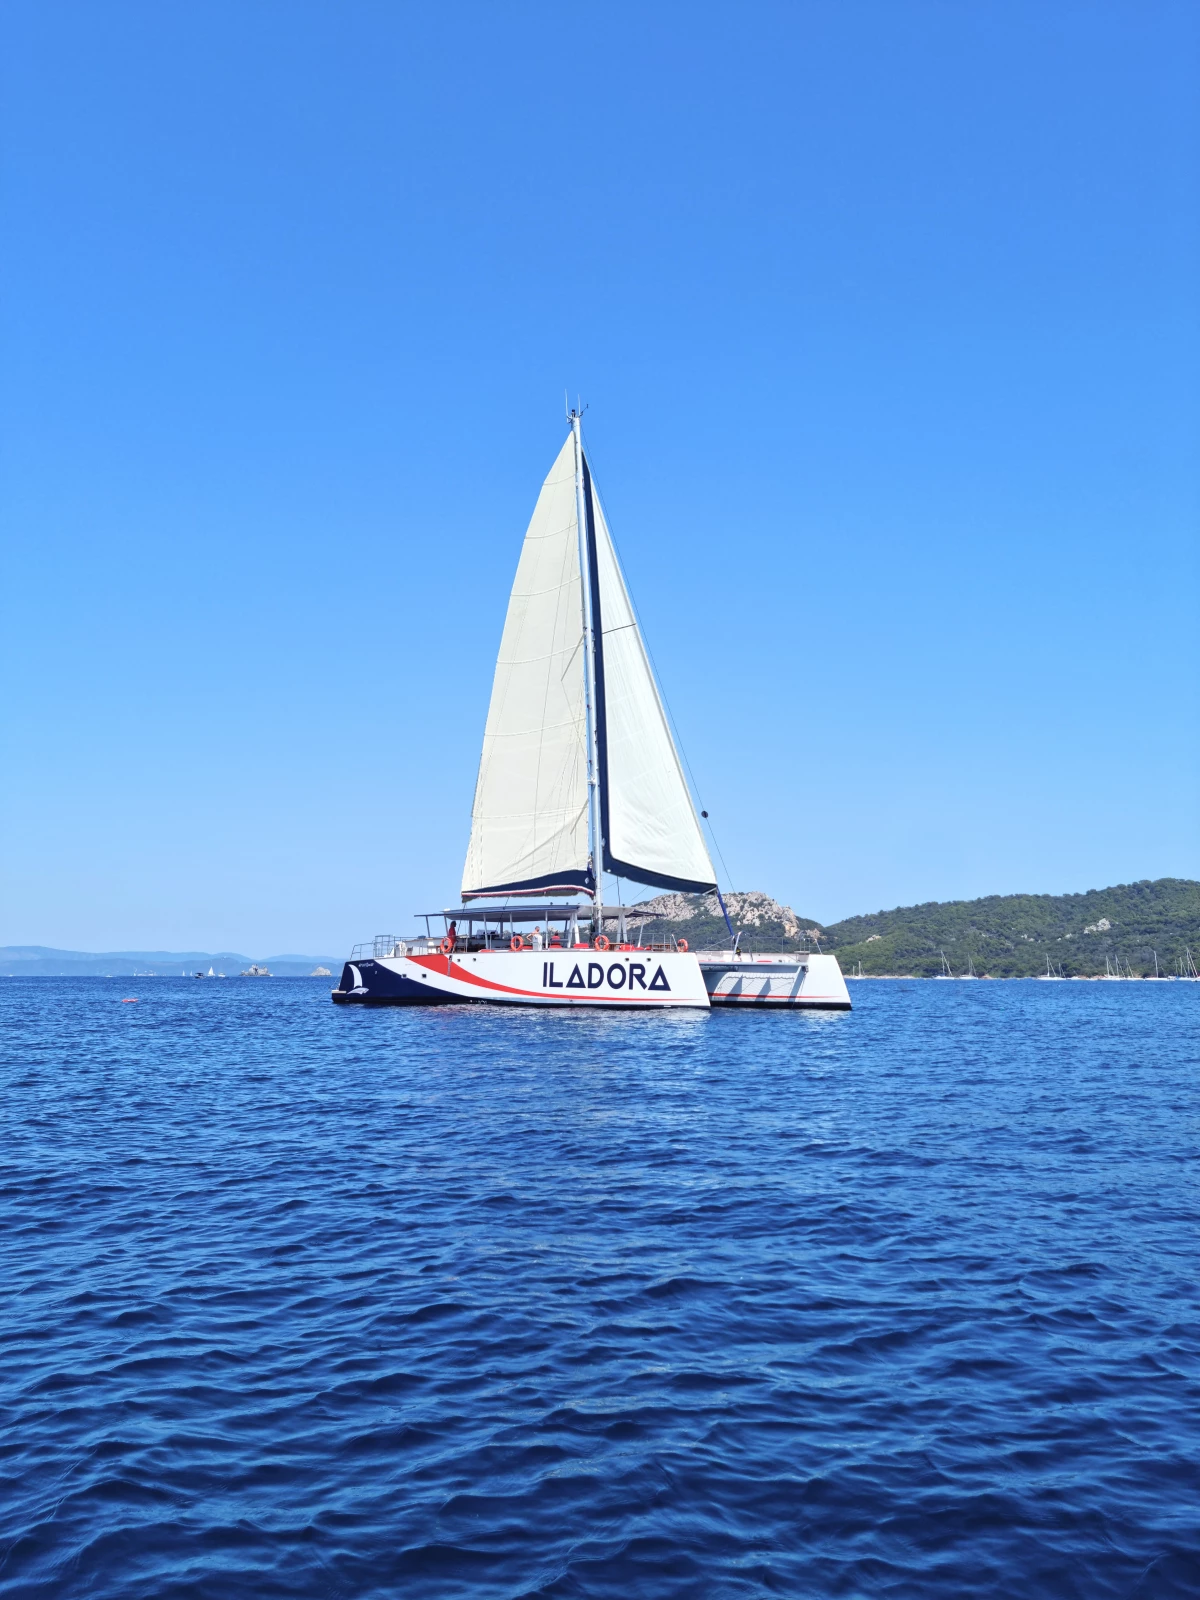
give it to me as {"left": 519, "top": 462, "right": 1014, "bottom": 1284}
{"left": 593, "top": 934, "right": 610, "bottom": 951}
{"left": 510, "top": 934, "right": 525, "bottom": 951}
{"left": 677, "top": 938, "right": 688, "bottom": 952}
{"left": 440, "top": 936, "right": 453, "bottom": 954}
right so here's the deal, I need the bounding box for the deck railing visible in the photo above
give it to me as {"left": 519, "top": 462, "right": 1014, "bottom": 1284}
{"left": 346, "top": 932, "right": 814, "bottom": 961}
{"left": 349, "top": 936, "right": 438, "bottom": 960}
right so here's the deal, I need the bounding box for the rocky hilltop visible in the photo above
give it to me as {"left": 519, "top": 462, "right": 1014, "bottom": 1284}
{"left": 629, "top": 890, "right": 823, "bottom": 940}
{"left": 606, "top": 891, "right": 825, "bottom": 953}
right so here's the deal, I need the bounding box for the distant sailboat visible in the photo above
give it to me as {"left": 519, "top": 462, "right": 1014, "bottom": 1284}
{"left": 959, "top": 954, "right": 978, "bottom": 979}
{"left": 935, "top": 951, "right": 954, "bottom": 979}
{"left": 332, "top": 414, "right": 850, "bottom": 1010}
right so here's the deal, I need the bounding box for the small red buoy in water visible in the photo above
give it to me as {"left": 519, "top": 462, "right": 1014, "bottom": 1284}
{"left": 121, "top": 997, "right": 138, "bottom": 1003}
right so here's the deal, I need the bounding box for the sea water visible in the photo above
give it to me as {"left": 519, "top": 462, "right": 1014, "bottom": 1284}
{"left": 1, "top": 978, "right": 1197, "bottom": 1599}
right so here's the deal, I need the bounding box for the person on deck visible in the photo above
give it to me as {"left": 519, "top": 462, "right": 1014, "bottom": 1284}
{"left": 530, "top": 926, "right": 544, "bottom": 951}
{"left": 446, "top": 921, "right": 458, "bottom": 953}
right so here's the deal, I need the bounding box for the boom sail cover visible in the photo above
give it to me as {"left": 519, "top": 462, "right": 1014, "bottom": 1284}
{"left": 462, "top": 430, "right": 716, "bottom": 899}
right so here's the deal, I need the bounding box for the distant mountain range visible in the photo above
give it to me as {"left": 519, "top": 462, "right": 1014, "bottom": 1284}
{"left": 0, "top": 947, "right": 340, "bottom": 977}
{"left": 627, "top": 879, "right": 1200, "bottom": 979}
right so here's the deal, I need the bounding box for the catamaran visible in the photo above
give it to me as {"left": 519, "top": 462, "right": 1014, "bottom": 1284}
{"left": 333, "top": 414, "right": 850, "bottom": 1011}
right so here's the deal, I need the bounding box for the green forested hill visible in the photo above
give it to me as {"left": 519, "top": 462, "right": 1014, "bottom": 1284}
{"left": 629, "top": 879, "right": 1200, "bottom": 978}
{"left": 825, "top": 878, "right": 1200, "bottom": 977}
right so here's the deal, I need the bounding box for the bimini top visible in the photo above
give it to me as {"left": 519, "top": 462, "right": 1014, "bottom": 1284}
{"left": 426, "top": 903, "right": 663, "bottom": 926}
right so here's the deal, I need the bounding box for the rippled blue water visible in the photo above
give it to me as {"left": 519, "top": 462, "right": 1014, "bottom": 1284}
{"left": 2, "top": 978, "right": 1197, "bottom": 1598}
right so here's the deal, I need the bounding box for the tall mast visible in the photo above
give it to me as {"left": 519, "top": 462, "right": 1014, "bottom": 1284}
{"left": 570, "top": 407, "right": 603, "bottom": 930}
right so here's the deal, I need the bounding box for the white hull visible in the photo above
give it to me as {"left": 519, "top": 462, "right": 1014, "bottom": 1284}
{"left": 697, "top": 951, "right": 851, "bottom": 1009}
{"left": 333, "top": 947, "right": 711, "bottom": 1008}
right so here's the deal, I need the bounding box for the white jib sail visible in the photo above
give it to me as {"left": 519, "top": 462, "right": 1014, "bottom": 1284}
{"left": 461, "top": 435, "right": 591, "bottom": 897}
{"left": 590, "top": 489, "right": 716, "bottom": 891}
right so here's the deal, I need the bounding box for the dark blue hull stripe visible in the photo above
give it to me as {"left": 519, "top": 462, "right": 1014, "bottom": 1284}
{"left": 332, "top": 961, "right": 464, "bottom": 1006}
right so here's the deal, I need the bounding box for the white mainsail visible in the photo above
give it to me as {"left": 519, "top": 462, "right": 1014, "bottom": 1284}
{"left": 461, "top": 435, "right": 592, "bottom": 898}
{"left": 462, "top": 424, "right": 716, "bottom": 901}
{"left": 587, "top": 477, "right": 716, "bottom": 892}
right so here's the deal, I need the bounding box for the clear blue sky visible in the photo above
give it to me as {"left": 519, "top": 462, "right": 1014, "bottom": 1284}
{"left": 2, "top": 0, "right": 1197, "bottom": 955}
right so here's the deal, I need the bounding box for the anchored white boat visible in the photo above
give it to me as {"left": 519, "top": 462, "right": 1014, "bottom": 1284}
{"left": 333, "top": 414, "right": 849, "bottom": 1012}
